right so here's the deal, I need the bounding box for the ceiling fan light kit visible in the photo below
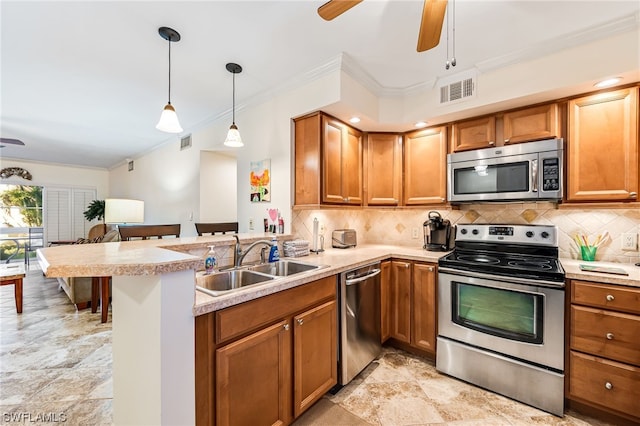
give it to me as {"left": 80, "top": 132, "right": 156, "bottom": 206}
{"left": 156, "top": 26, "right": 183, "bottom": 134}
{"left": 224, "top": 62, "right": 244, "bottom": 148}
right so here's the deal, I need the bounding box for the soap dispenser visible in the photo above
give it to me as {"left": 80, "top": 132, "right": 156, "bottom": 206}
{"left": 205, "top": 246, "right": 217, "bottom": 274}
{"left": 268, "top": 237, "right": 280, "bottom": 263}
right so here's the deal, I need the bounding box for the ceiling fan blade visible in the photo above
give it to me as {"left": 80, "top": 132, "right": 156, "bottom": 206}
{"left": 417, "top": 0, "right": 448, "bottom": 52}
{"left": 0, "top": 138, "right": 25, "bottom": 146}
{"left": 318, "top": 0, "right": 363, "bottom": 21}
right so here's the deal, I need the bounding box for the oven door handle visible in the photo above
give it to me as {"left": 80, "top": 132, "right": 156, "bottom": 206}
{"left": 531, "top": 159, "right": 538, "bottom": 192}
{"left": 438, "top": 266, "right": 565, "bottom": 289}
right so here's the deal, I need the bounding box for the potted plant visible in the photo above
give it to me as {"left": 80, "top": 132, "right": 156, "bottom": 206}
{"left": 83, "top": 199, "right": 106, "bottom": 235}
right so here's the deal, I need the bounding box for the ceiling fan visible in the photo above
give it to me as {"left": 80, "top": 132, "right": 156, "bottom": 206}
{"left": 318, "top": 0, "right": 448, "bottom": 52}
{"left": 0, "top": 138, "right": 25, "bottom": 148}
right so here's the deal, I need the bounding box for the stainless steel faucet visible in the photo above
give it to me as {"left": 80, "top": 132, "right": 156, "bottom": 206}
{"left": 233, "top": 235, "right": 274, "bottom": 267}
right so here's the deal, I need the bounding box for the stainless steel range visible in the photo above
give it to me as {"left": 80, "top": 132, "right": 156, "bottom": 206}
{"left": 436, "top": 224, "right": 565, "bottom": 416}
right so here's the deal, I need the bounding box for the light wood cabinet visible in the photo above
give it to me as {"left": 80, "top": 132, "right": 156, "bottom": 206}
{"left": 322, "top": 115, "right": 363, "bottom": 205}
{"left": 387, "top": 260, "right": 437, "bottom": 355}
{"left": 451, "top": 116, "right": 496, "bottom": 152}
{"left": 365, "top": 133, "right": 402, "bottom": 206}
{"left": 567, "top": 87, "right": 639, "bottom": 202}
{"left": 503, "top": 103, "right": 559, "bottom": 145}
{"left": 195, "top": 276, "right": 337, "bottom": 426}
{"left": 568, "top": 279, "right": 640, "bottom": 423}
{"left": 404, "top": 127, "right": 448, "bottom": 205}
{"left": 380, "top": 260, "right": 391, "bottom": 342}
{"left": 293, "top": 112, "right": 362, "bottom": 206}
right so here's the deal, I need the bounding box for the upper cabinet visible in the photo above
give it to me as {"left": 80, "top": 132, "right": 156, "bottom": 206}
{"left": 451, "top": 116, "right": 496, "bottom": 152}
{"left": 451, "top": 103, "right": 559, "bottom": 152}
{"left": 503, "top": 103, "right": 559, "bottom": 145}
{"left": 322, "top": 115, "right": 363, "bottom": 205}
{"left": 404, "top": 126, "right": 448, "bottom": 205}
{"left": 567, "top": 87, "right": 639, "bottom": 202}
{"left": 293, "top": 112, "right": 362, "bottom": 206}
{"left": 365, "top": 133, "right": 402, "bottom": 206}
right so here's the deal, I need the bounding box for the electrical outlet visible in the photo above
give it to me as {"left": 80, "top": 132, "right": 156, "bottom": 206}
{"left": 319, "top": 223, "right": 325, "bottom": 235}
{"left": 412, "top": 227, "right": 420, "bottom": 239}
{"left": 249, "top": 218, "right": 254, "bottom": 231}
{"left": 621, "top": 233, "right": 638, "bottom": 251}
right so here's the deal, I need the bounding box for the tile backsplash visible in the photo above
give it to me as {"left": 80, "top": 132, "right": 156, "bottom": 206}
{"left": 292, "top": 203, "right": 640, "bottom": 264}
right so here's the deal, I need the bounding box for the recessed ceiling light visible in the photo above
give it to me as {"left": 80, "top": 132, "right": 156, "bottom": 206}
{"left": 594, "top": 77, "right": 621, "bottom": 88}
{"left": 349, "top": 117, "right": 361, "bottom": 124}
{"left": 415, "top": 121, "right": 428, "bottom": 128}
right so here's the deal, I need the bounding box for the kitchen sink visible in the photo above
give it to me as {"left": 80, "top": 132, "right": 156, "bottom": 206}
{"left": 248, "top": 259, "right": 321, "bottom": 276}
{"left": 196, "top": 269, "right": 274, "bottom": 296}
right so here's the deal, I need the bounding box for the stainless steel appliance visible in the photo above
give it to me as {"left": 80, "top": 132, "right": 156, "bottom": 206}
{"left": 338, "top": 262, "right": 381, "bottom": 385}
{"left": 447, "top": 138, "right": 563, "bottom": 203}
{"left": 423, "top": 211, "right": 453, "bottom": 251}
{"left": 436, "top": 224, "right": 565, "bottom": 416}
{"left": 332, "top": 229, "right": 357, "bottom": 248}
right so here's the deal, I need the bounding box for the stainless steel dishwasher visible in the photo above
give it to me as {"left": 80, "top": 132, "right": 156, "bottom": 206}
{"left": 338, "top": 262, "right": 382, "bottom": 385}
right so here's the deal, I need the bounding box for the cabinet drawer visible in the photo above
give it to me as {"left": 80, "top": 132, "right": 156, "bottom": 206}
{"left": 569, "top": 351, "right": 640, "bottom": 419}
{"left": 571, "top": 305, "right": 640, "bottom": 366}
{"left": 572, "top": 280, "right": 640, "bottom": 315}
{"left": 216, "top": 276, "right": 337, "bottom": 345}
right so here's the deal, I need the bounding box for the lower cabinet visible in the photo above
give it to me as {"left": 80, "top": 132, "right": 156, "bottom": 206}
{"left": 568, "top": 279, "right": 640, "bottom": 424}
{"left": 384, "top": 260, "right": 437, "bottom": 355}
{"left": 195, "top": 276, "right": 338, "bottom": 426}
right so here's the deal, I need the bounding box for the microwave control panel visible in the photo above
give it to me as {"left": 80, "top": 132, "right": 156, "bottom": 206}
{"left": 541, "top": 158, "right": 560, "bottom": 191}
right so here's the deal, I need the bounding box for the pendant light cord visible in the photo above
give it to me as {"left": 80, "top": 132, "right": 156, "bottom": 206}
{"left": 167, "top": 38, "right": 172, "bottom": 104}
{"left": 452, "top": 0, "right": 456, "bottom": 66}
{"left": 232, "top": 71, "right": 236, "bottom": 124}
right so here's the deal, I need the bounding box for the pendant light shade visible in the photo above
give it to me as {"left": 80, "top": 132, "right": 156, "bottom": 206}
{"left": 224, "top": 63, "right": 243, "bottom": 147}
{"left": 156, "top": 27, "right": 183, "bottom": 134}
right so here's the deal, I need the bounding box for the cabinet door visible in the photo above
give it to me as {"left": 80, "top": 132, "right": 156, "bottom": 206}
{"left": 404, "top": 126, "right": 448, "bottom": 205}
{"left": 293, "top": 300, "right": 337, "bottom": 418}
{"left": 389, "top": 261, "right": 412, "bottom": 343}
{"left": 503, "top": 103, "right": 559, "bottom": 145}
{"left": 412, "top": 263, "right": 437, "bottom": 354}
{"left": 216, "top": 320, "right": 292, "bottom": 426}
{"left": 294, "top": 113, "right": 321, "bottom": 206}
{"left": 452, "top": 116, "right": 496, "bottom": 152}
{"left": 380, "top": 260, "right": 391, "bottom": 343}
{"left": 366, "top": 133, "right": 402, "bottom": 205}
{"left": 567, "top": 87, "right": 639, "bottom": 201}
{"left": 321, "top": 116, "right": 362, "bottom": 205}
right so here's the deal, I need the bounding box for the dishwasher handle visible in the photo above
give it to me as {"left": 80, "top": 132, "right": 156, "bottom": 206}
{"left": 345, "top": 268, "right": 381, "bottom": 285}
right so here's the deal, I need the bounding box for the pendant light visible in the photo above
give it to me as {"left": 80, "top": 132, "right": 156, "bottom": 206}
{"left": 224, "top": 63, "right": 243, "bottom": 147}
{"left": 156, "top": 27, "right": 183, "bottom": 133}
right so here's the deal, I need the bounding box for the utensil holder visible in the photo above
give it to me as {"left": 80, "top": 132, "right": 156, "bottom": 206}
{"left": 580, "top": 245, "right": 597, "bottom": 261}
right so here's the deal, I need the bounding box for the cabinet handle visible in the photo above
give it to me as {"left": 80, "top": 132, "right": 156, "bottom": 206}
{"left": 404, "top": 263, "right": 410, "bottom": 269}
{"left": 605, "top": 382, "right": 613, "bottom": 390}
{"left": 606, "top": 294, "right": 615, "bottom": 302}
{"left": 504, "top": 139, "right": 510, "bottom": 144}
{"left": 606, "top": 333, "right": 614, "bottom": 340}
{"left": 630, "top": 192, "right": 638, "bottom": 198}
{"left": 489, "top": 141, "right": 495, "bottom": 146}
{"left": 297, "top": 318, "right": 304, "bottom": 326}
{"left": 283, "top": 324, "right": 290, "bottom": 331}
{"left": 428, "top": 267, "right": 434, "bottom": 272}
{"left": 441, "top": 197, "right": 445, "bottom": 202}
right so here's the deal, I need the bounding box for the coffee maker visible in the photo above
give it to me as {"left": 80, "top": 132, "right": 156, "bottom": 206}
{"left": 423, "top": 211, "right": 453, "bottom": 251}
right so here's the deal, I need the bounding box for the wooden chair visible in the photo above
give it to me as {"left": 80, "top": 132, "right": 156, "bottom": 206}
{"left": 195, "top": 222, "right": 238, "bottom": 236}
{"left": 119, "top": 224, "right": 181, "bottom": 241}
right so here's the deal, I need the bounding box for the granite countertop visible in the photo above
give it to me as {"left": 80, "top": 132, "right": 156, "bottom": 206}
{"left": 560, "top": 258, "right": 640, "bottom": 287}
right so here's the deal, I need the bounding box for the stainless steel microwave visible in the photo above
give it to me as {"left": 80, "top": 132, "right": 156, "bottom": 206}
{"left": 447, "top": 138, "right": 563, "bottom": 203}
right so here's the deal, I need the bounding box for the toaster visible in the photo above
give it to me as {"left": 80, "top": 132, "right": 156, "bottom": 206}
{"left": 332, "top": 229, "right": 357, "bottom": 249}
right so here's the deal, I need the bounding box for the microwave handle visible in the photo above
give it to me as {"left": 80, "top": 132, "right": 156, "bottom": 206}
{"left": 531, "top": 159, "right": 538, "bottom": 192}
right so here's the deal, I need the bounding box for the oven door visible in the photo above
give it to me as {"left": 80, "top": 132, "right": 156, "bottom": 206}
{"left": 447, "top": 152, "right": 539, "bottom": 202}
{"left": 438, "top": 269, "right": 564, "bottom": 371}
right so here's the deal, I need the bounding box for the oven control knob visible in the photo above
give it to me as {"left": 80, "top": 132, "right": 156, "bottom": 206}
{"left": 460, "top": 229, "right": 468, "bottom": 235}
{"left": 526, "top": 231, "right": 534, "bottom": 238}
{"left": 541, "top": 231, "right": 550, "bottom": 239}
{"left": 472, "top": 229, "right": 479, "bottom": 235}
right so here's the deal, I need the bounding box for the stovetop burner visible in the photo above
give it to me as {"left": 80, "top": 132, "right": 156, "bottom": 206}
{"left": 457, "top": 254, "right": 500, "bottom": 265}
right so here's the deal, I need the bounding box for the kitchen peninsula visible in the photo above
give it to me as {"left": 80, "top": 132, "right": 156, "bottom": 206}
{"left": 37, "top": 235, "right": 640, "bottom": 425}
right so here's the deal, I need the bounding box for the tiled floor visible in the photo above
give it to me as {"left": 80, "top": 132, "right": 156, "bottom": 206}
{"left": 1, "top": 268, "right": 612, "bottom": 425}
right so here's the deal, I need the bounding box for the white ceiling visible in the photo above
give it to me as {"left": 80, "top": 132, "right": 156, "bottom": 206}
{"left": 1, "top": 0, "right": 639, "bottom": 169}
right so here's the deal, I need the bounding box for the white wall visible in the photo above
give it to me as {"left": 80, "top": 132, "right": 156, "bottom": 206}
{"left": 0, "top": 158, "right": 109, "bottom": 197}
{"left": 199, "top": 151, "right": 237, "bottom": 223}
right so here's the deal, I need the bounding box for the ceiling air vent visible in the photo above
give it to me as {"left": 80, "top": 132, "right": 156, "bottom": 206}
{"left": 180, "top": 134, "right": 192, "bottom": 150}
{"left": 439, "top": 75, "right": 476, "bottom": 105}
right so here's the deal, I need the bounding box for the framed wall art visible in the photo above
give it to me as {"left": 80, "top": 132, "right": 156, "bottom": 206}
{"left": 250, "top": 159, "right": 270, "bottom": 202}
